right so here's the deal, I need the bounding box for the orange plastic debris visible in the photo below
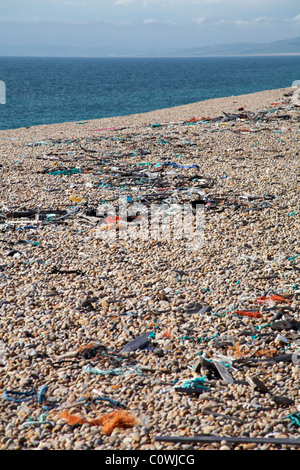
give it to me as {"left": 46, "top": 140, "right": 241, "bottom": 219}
{"left": 227, "top": 343, "right": 245, "bottom": 358}
{"left": 58, "top": 410, "right": 137, "bottom": 435}
{"left": 234, "top": 310, "right": 262, "bottom": 319}
{"left": 257, "top": 295, "right": 291, "bottom": 305}
{"left": 99, "top": 410, "right": 137, "bottom": 435}
{"left": 227, "top": 343, "right": 277, "bottom": 359}
{"left": 163, "top": 330, "right": 172, "bottom": 338}
{"left": 254, "top": 349, "right": 277, "bottom": 357}
{"left": 58, "top": 410, "right": 102, "bottom": 426}
{"left": 70, "top": 195, "right": 84, "bottom": 202}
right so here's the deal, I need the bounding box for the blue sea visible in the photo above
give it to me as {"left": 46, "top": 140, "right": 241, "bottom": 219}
{"left": 0, "top": 56, "right": 300, "bottom": 131}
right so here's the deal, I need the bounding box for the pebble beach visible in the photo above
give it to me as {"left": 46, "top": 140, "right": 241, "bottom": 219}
{"left": 0, "top": 86, "right": 299, "bottom": 451}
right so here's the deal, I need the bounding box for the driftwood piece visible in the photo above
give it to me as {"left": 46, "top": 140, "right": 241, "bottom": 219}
{"left": 154, "top": 434, "right": 300, "bottom": 446}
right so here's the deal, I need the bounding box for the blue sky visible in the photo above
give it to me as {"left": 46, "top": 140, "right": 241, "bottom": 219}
{"left": 1, "top": 0, "right": 300, "bottom": 55}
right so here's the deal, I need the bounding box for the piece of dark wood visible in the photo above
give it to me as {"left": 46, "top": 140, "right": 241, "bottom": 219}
{"left": 154, "top": 434, "right": 300, "bottom": 446}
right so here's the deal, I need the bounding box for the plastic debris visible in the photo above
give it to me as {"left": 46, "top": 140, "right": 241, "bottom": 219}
{"left": 287, "top": 412, "right": 300, "bottom": 427}
{"left": 3, "top": 385, "right": 53, "bottom": 409}
{"left": 213, "top": 359, "right": 234, "bottom": 384}
{"left": 175, "top": 376, "right": 209, "bottom": 394}
{"left": 271, "top": 318, "right": 300, "bottom": 331}
{"left": 82, "top": 364, "right": 144, "bottom": 376}
{"left": 48, "top": 168, "right": 84, "bottom": 176}
{"left": 120, "top": 331, "right": 151, "bottom": 354}
{"left": 154, "top": 434, "right": 300, "bottom": 446}
{"left": 1, "top": 87, "right": 299, "bottom": 450}
{"left": 91, "top": 389, "right": 126, "bottom": 408}
{"left": 234, "top": 310, "right": 262, "bottom": 319}
{"left": 57, "top": 409, "right": 137, "bottom": 435}
{"left": 3, "top": 389, "right": 37, "bottom": 403}
{"left": 257, "top": 294, "right": 291, "bottom": 305}
{"left": 187, "top": 305, "right": 212, "bottom": 315}
{"left": 247, "top": 375, "right": 270, "bottom": 393}
{"left": 0, "top": 340, "right": 6, "bottom": 365}
{"left": 163, "top": 161, "right": 199, "bottom": 169}
{"left": 99, "top": 410, "right": 137, "bottom": 435}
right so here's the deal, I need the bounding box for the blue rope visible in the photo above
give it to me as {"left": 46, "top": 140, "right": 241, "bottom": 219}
{"left": 37, "top": 385, "right": 48, "bottom": 405}
{"left": 4, "top": 385, "right": 50, "bottom": 407}
{"left": 76, "top": 394, "right": 126, "bottom": 408}
{"left": 91, "top": 396, "right": 126, "bottom": 408}
{"left": 3, "top": 389, "right": 37, "bottom": 403}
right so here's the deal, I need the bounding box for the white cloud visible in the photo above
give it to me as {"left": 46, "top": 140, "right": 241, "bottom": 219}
{"left": 235, "top": 19, "right": 249, "bottom": 26}
{"left": 293, "top": 14, "right": 300, "bottom": 24}
{"left": 193, "top": 17, "right": 205, "bottom": 24}
{"left": 142, "top": 18, "right": 177, "bottom": 24}
{"left": 143, "top": 18, "right": 157, "bottom": 23}
{"left": 115, "top": 0, "right": 132, "bottom": 5}
{"left": 235, "top": 17, "right": 272, "bottom": 27}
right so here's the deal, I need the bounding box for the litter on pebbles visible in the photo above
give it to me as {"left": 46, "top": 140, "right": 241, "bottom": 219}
{"left": 0, "top": 87, "right": 299, "bottom": 451}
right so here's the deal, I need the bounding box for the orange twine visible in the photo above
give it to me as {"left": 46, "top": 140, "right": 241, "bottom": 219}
{"left": 100, "top": 410, "right": 137, "bottom": 435}
{"left": 228, "top": 343, "right": 277, "bottom": 359}
{"left": 58, "top": 410, "right": 137, "bottom": 435}
{"left": 257, "top": 295, "right": 291, "bottom": 305}
{"left": 234, "top": 310, "right": 262, "bottom": 319}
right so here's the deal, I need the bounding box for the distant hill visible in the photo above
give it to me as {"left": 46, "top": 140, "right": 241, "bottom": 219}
{"left": 168, "top": 37, "right": 300, "bottom": 57}
{"left": 0, "top": 36, "right": 299, "bottom": 58}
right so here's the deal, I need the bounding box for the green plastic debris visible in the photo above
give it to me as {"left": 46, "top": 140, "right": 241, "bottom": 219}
{"left": 287, "top": 412, "right": 300, "bottom": 427}
{"left": 48, "top": 168, "right": 84, "bottom": 176}
{"left": 181, "top": 377, "right": 209, "bottom": 391}
{"left": 288, "top": 254, "right": 300, "bottom": 261}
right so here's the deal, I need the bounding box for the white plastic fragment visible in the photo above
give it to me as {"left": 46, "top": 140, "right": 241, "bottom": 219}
{"left": 0, "top": 340, "right": 6, "bottom": 365}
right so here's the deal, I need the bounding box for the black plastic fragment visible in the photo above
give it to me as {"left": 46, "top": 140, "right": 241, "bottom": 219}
{"left": 187, "top": 304, "right": 212, "bottom": 315}
{"left": 271, "top": 319, "right": 300, "bottom": 331}
{"left": 174, "top": 387, "right": 206, "bottom": 395}
{"left": 120, "top": 331, "right": 151, "bottom": 354}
